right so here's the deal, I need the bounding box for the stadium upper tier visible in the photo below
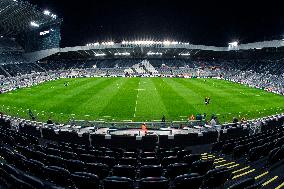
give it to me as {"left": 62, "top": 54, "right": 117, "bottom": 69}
{"left": 0, "top": 38, "right": 23, "bottom": 52}
{"left": 0, "top": 0, "right": 61, "bottom": 37}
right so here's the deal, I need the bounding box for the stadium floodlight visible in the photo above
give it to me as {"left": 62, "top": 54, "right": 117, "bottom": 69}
{"left": 94, "top": 53, "right": 106, "bottom": 57}
{"left": 114, "top": 52, "right": 131, "bottom": 56}
{"left": 228, "top": 41, "right": 239, "bottom": 50}
{"left": 43, "top": 10, "right": 50, "bottom": 15}
{"left": 40, "top": 30, "right": 50, "bottom": 36}
{"left": 228, "top": 41, "right": 238, "bottom": 47}
{"left": 179, "top": 52, "right": 191, "bottom": 56}
{"left": 0, "top": 36, "right": 3, "bottom": 38}
{"left": 124, "top": 40, "right": 156, "bottom": 45}
{"left": 87, "top": 42, "right": 100, "bottom": 46}
{"left": 30, "top": 21, "right": 39, "bottom": 27}
{"left": 163, "top": 40, "right": 171, "bottom": 45}
{"left": 147, "top": 52, "right": 163, "bottom": 56}
{"left": 102, "top": 41, "right": 114, "bottom": 46}
{"left": 43, "top": 10, "right": 57, "bottom": 19}
{"left": 51, "top": 14, "right": 57, "bottom": 19}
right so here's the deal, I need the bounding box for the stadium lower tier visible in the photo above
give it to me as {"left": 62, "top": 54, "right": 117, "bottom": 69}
{"left": 1, "top": 115, "right": 284, "bottom": 189}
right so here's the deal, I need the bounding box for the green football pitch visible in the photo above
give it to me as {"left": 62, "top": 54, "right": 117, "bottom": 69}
{"left": 0, "top": 77, "right": 283, "bottom": 124}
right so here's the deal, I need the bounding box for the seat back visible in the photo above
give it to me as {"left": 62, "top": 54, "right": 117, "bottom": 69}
{"left": 228, "top": 177, "right": 255, "bottom": 189}
{"left": 112, "top": 165, "right": 136, "bottom": 179}
{"left": 166, "top": 163, "right": 189, "bottom": 179}
{"left": 71, "top": 172, "right": 100, "bottom": 189}
{"left": 44, "top": 166, "right": 72, "bottom": 187}
{"left": 161, "top": 156, "right": 178, "bottom": 168}
{"left": 86, "top": 163, "right": 110, "bottom": 179}
{"left": 140, "top": 165, "right": 163, "bottom": 178}
{"left": 174, "top": 174, "right": 203, "bottom": 189}
{"left": 104, "top": 176, "right": 134, "bottom": 189}
{"left": 141, "top": 157, "right": 159, "bottom": 165}
{"left": 139, "top": 177, "right": 169, "bottom": 189}
{"left": 191, "top": 160, "right": 214, "bottom": 175}
{"left": 119, "top": 157, "right": 137, "bottom": 167}
{"left": 182, "top": 154, "right": 201, "bottom": 166}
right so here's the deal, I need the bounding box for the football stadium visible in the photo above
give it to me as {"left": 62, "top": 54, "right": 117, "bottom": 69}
{"left": 0, "top": 0, "right": 284, "bottom": 189}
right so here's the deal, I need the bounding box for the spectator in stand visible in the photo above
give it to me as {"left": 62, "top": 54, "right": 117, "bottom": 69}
{"left": 141, "top": 123, "right": 148, "bottom": 134}
{"left": 189, "top": 114, "right": 195, "bottom": 121}
{"left": 28, "top": 109, "right": 35, "bottom": 121}
{"left": 47, "top": 118, "right": 53, "bottom": 125}
{"left": 210, "top": 116, "right": 217, "bottom": 127}
{"left": 161, "top": 115, "right": 166, "bottom": 128}
{"left": 233, "top": 117, "right": 239, "bottom": 123}
{"left": 196, "top": 114, "right": 202, "bottom": 121}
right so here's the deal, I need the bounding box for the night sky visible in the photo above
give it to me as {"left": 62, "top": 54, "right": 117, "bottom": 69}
{"left": 31, "top": 0, "right": 284, "bottom": 47}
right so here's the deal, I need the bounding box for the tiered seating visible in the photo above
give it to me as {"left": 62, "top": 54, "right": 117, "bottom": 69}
{"left": 0, "top": 125, "right": 237, "bottom": 189}
{"left": 132, "top": 63, "right": 146, "bottom": 74}
{"left": 212, "top": 123, "right": 284, "bottom": 162}
{"left": 211, "top": 123, "right": 284, "bottom": 188}
{"left": 1, "top": 115, "right": 284, "bottom": 188}
{"left": 0, "top": 56, "right": 283, "bottom": 94}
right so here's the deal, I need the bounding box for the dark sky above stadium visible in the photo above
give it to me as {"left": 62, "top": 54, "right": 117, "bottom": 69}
{"left": 31, "top": 0, "right": 284, "bottom": 47}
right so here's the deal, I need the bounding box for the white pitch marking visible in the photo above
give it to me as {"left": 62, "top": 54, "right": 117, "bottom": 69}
{"left": 123, "top": 120, "right": 133, "bottom": 122}
{"left": 134, "top": 81, "right": 141, "bottom": 118}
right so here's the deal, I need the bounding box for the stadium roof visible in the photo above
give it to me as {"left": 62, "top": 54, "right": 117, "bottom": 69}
{"left": 23, "top": 39, "right": 284, "bottom": 63}
{"left": 0, "top": 0, "right": 62, "bottom": 37}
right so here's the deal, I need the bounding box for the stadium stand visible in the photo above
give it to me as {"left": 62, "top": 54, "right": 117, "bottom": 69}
{"left": 0, "top": 57, "right": 283, "bottom": 95}
{"left": 0, "top": 113, "right": 284, "bottom": 188}
{"left": 0, "top": 0, "right": 284, "bottom": 188}
{"left": 0, "top": 38, "right": 24, "bottom": 52}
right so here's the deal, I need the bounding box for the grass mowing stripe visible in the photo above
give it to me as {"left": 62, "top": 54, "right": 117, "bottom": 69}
{"left": 194, "top": 79, "right": 260, "bottom": 105}
{"left": 177, "top": 78, "right": 244, "bottom": 109}
{"left": 172, "top": 78, "right": 226, "bottom": 118}
{"left": 48, "top": 78, "right": 114, "bottom": 114}
{"left": 80, "top": 78, "right": 126, "bottom": 119}
{"left": 11, "top": 78, "right": 116, "bottom": 122}
{"left": 98, "top": 78, "right": 140, "bottom": 121}
{"left": 152, "top": 78, "right": 195, "bottom": 120}
{"left": 0, "top": 78, "right": 102, "bottom": 121}
{"left": 0, "top": 78, "right": 93, "bottom": 110}
{"left": 134, "top": 78, "right": 169, "bottom": 121}
{"left": 163, "top": 78, "right": 199, "bottom": 114}
{"left": 175, "top": 78, "right": 247, "bottom": 122}
{"left": 60, "top": 78, "right": 123, "bottom": 121}
{"left": 36, "top": 78, "right": 113, "bottom": 122}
